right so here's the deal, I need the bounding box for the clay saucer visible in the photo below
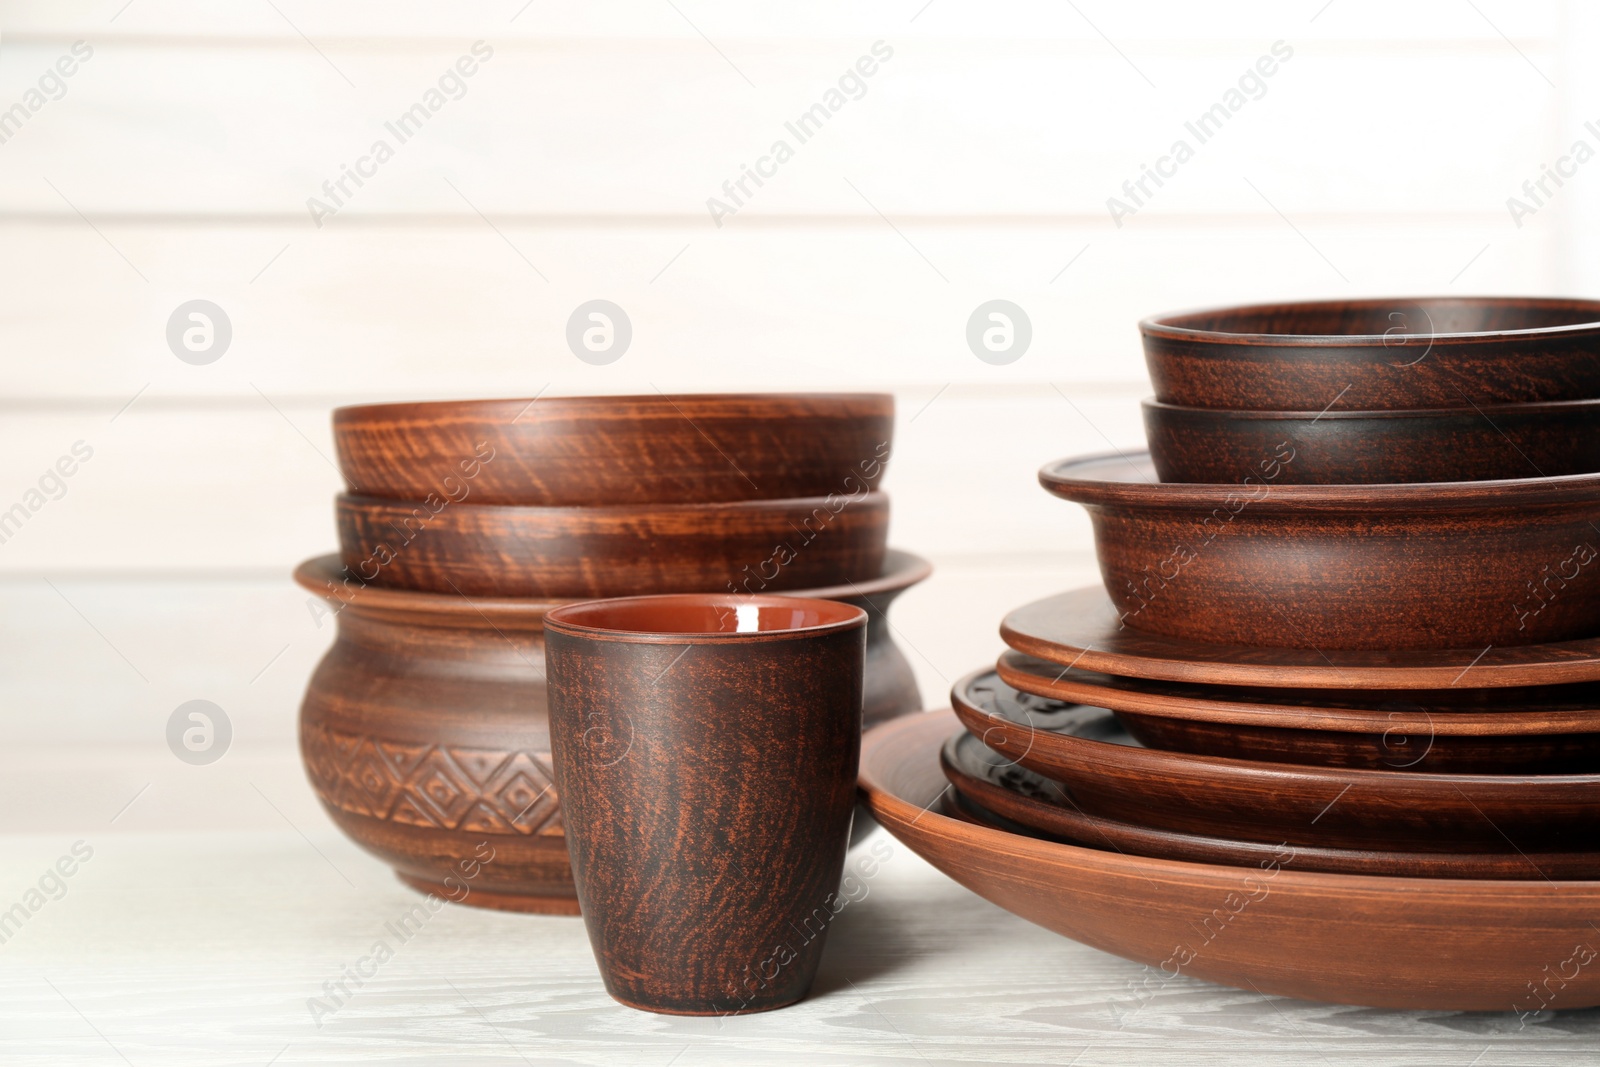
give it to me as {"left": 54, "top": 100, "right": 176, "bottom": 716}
{"left": 997, "top": 650, "right": 1600, "bottom": 773}
{"left": 1141, "top": 296, "right": 1600, "bottom": 410}
{"left": 861, "top": 710, "right": 1600, "bottom": 1011}
{"left": 950, "top": 669, "right": 1600, "bottom": 853}
{"left": 1001, "top": 585, "right": 1600, "bottom": 690}
{"left": 1038, "top": 452, "right": 1600, "bottom": 651}
{"left": 940, "top": 729, "right": 1600, "bottom": 879}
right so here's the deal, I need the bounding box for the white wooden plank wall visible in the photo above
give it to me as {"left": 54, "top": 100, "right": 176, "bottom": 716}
{"left": 0, "top": 0, "right": 1592, "bottom": 750}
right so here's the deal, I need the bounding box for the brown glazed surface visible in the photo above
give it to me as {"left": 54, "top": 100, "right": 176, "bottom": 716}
{"left": 293, "top": 551, "right": 926, "bottom": 913}
{"left": 940, "top": 730, "right": 1600, "bottom": 879}
{"left": 951, "top": 669, "right": 1600, "bottom": 853}
{"left": 861, "top": 710, "right": 1600, "bottom": 1011}
{"left": 545, "top": 595, "right": 866, "bottom": 1015}
{"left": 1143, "top": 398, "right": 1600, "bottom": 484}
{"left": 997, "top": 651, "right": 1600, "bottom": 772}
{"left": 1001, "top": 585, "right": 1600, "bottom": 690}
{"left": 1141, "top": 296, "right": 1600, "bottom": 410}
{"left": 1039, "top": 453, "right": 1600, "bottom": 650}
{"left": 333, "top": 392, "right": 895, "bottom": 505}
{"left": 336, "top": 491, "right": 889, "bottom": 598}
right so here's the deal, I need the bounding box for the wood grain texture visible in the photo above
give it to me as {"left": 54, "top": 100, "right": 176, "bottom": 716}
{"left": 334, "top": 393, "right": 894, "bottom": 505}
{"left": 545, "top": 596, "right": 866, "bottom": 1014}
{"left": 1001, "top": 585, "right": 1600, "bottom": 690}
{"left": 1141, "top": 297, "right": 1600, "bottom": 410}
{"left": 951, "top": 670, "right": 1600, "bottom": 854}
{"left": 335, "top": 490, "right": 889, "bottom": 598}
{"left": 1143, "top": 397, "right": 1600, "bottom": 484}
{"left": 941, "top": 723, "right": 1600, "bottom": 878}
{"left": 1039, "top": 453, "right": 1600, "bottom": 650}
{"left": 862, "top": 709, "right": 1600, "bottom": 1012}
{"left": 293, "top": 551, "right": 926, "bottom": 914}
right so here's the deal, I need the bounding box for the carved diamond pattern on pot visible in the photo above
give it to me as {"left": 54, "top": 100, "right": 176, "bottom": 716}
{"left": 448, "top": 747, "right": 512, "bottom": 788}
{"left": 348, "top": 739, "right": 404, "bottom": 817}
{"left": 404, "top": 748, "right": 477, "bottom": 828}
{"left": 457, "top": 801, "right": 519, "bottom": 836}
{"left": 299, "top": 723, "right": 341, "bottom": 791}
{"left": 487, "top": 752, "right": 560, "bottom": 835}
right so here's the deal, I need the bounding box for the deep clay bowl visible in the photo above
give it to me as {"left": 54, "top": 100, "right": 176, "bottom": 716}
{"left": 333, "top": 393, "right": 895, "bottom": 506}
{"left": 1141, "top": 296, "right": 1600, "bottom": 411}
{"left": 293, "top": 550, "right": 928, "bottom": 913}
{"left": 861, "top": 710, "right": 1600, "bottom": 1011}
{"left": 1039, "top": 452, "right": 1600, "bottom": 651}
{"left": 950, "top": 668, "right": 1600, "bottom": 855}
{"left": 997, "top": 650, "right": 1600, "bottom": 773}
{"left": 1143, "top": 397, "right": 1600, "bottom": 484}
{"left": 940, "top": 729, "right": 1600, "bottom": 879}
{"left": 336, "top": 491, "right": 889, "bottom": 598}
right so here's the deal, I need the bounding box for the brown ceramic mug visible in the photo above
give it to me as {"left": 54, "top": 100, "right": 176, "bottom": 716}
{"left": 545, "top": 594, "right": 867, "bottom": 1016}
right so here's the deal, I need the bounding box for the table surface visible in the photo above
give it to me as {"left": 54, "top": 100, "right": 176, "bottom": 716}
{"left": 1, "top": 745, "right": 1596, "bottom": 1066}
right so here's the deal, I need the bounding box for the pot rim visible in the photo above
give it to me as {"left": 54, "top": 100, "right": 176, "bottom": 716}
{"left": 1142, "top": 396, "right": 1600, "bottom": 422}
{"left": 334, "top": 391, "right": 895, "bottom": 425}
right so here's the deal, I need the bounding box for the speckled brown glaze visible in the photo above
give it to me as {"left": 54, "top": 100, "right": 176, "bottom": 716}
{"left": 862, "top": 710, "right": 1600, "bottom": 1011}
{"left": 951, "top": 669, "right": 1600, "bottom": 854}
{"left": 293, "top": 553, "right": 923, "bottom": 913}
{"left": 336, "top": 491, "right": 889, "bottom": 598}
{"left": 996, "top": 651, "right": 1600, "bottom": 772}
{"left": 1039, "top": 452, "right": 1600, "bottom": 651}
{"left": 1142, "top": 297, "right": 1600, "bottom": 411}
{"left": 1143, "top": 398, "right": 1600, "bottom": 484}
{"left": 333, "top": 392, "right": 894, "bottom": 505}
{"left": 545, "top": 595, "right": 866, "bottom": 1015}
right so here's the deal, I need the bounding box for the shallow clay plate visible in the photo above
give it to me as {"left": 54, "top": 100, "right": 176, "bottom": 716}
{"left": 997, "top": 650, "right": 1600, "bottom": 772}
{"left": 951, "top": 669, "right": 1600, "bottom": 853}
{"left": 861, "top": 710, "right": 1600, "bottom": 1011}
{"left": 1002, "top": 585, "right": 1600, "bottom": 690}
{"left": 941, "top": 729, "right": 1600, "bottom": 879}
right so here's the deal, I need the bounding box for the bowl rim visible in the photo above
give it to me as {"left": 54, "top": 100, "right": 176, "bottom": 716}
{"left": 1039, "top": 450, "right": 1600, "bottom": 511}
{"left": 860, "top": 709, "right": 1600, "bottom": 891}
{"left": 337, "top": 489, "right": 889, "bottom": 518}
{"left": 1141, "top": 395, "right": 1600, "bottom": 421}
{"left": 1139, "top": 296, "right": 1600, "bottom": 348}
{"left": 333, "top": 391, "right": 896, "bottom": 425}
{"left": 543, "top": 593, "right": 866, "bottom": 644}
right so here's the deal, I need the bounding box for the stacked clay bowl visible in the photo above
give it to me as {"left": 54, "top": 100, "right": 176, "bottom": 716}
{"left": 860, "top": 297, "right": 1600, "bottom": 1009}
{"left": 297, "top": 393, "right": 929, "bottom": 913}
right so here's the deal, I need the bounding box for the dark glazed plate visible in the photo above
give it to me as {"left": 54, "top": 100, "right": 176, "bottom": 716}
{"left": 996, "top": 650, "right": 1600, "bottom": 773}
{"left": 860, "top": 709, "right": 1600, "bottom": 1011}
{"left": 334, "top": 392, "right": 895, "bottom": 505}
{"left": 1143, "top": 397, "right": 1600, "bottom": 484}
{"left": 950, "top": 668, "right": 1600, "bottom": 853}
{"left": 1037, "top": 452, "right": 1600, "bottom": 650}
{"left": 1000, "top": 585, "right": 1600, "bottom": 690}
{"left": 1141, "top": 296, "right": 1600, "bottom": 410}
{"left": 940, "top": 727, "right": 1600, "bottom": 879}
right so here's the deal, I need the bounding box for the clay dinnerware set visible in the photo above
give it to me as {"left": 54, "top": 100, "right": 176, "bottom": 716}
{"left": 860, "top": 297, "right": 1600, "bottom": 1010}
{"left": 295, "top": 393, "right": 928, "bottom": 918}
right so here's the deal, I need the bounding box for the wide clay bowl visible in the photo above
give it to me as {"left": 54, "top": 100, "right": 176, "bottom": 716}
{"left": 998, "top": 651, "right": 1600, "bottom": 773}
{"left": 336, "top": 491, "right": 889, "bottom": 598}
{"left": 1002, "top": 585, "right": 1600, "bottom": 690}
{"left": 950, "top": 669, "right": 1600, "bottom": 853}
{"left": 1143, "top": 398, "right": 1600, "bottom": 484}
{"left": 1141, "top": 296, "right": 1600, "bottom": 410}
{"left": 293, "top": 550, "right": 928, "bottom": 912}
{"left": 941, "top": 730, "right": 1600, "bottom": 879}
{"left": 861, "top": 710, "right": 1600, "bottom": 1011}
{"left": 333, "top": 393, "right": 894, "bottom": 506}
{"left": 1039, "top": 452, "right": 1600, "bottom": 650}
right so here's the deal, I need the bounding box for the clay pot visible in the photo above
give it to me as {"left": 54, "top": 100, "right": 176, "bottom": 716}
{"left": 333, "top": 392, "right": 894, "bottom": 506}
{"left": 1141, "top": 297, "right": 1600, "bottom": 411}
{"left": 546, "top": 595, "right": 866, "bottom": 1015}
{"left": 292, "top": 551, "right": 928, "bottom": 913}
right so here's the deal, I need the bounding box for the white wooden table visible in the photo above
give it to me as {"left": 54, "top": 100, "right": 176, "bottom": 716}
{"left": 0, "top": 746, "right": 1593, "bottom": 1066}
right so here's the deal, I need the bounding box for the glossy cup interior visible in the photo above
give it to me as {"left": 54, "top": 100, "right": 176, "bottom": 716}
{"left": 545, "top": 594, "right": 865, "bottom": 639}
